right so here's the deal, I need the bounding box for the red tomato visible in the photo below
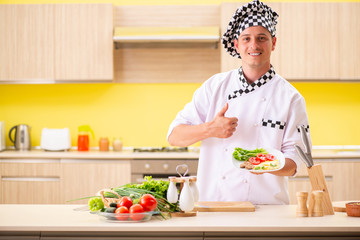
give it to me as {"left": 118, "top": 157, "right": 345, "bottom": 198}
{"left": 129, "top": 204, "right": 145, "bottom": 221}
{"left": 256, "top": 153, "right": 267, "bottom": 162}
{"left": 249, "top": 157, "right": 261, "bottom": 165}
{"left": 117, "top": 196, "right": 133, "bottom": 209}
{"left": 265, "top": 154, "right": 275, "bottom": 161}
{"left": 115, "top": 206, "right": 129, "bottom": 221}
{"left": 139, "top": 194, "right": 158, "bottom": 212}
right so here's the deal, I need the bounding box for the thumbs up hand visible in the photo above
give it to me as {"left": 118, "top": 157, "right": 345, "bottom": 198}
{"left": 207, "top": 103, "right": 238, "bottom": 138}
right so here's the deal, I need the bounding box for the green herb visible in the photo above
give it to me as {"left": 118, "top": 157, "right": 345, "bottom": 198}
{"left": 121, "top": 176, "right": 169, "bottom": 199}
{"left": 233, "top": 147, "right": 268, "bottom": 161}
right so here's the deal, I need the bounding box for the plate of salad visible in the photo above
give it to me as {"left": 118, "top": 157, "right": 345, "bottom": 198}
{"left": 232, "top": 147, "right": 285, "bottom": 173}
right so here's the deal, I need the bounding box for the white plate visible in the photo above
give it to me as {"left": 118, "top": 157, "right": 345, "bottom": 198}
{"left": 232, "top": 148, "right": 285, "bottom": 173}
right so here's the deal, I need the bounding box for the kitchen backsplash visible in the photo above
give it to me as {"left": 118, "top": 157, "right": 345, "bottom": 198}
{"left": 1, "top": 82, "right": 359, "bottom": 147}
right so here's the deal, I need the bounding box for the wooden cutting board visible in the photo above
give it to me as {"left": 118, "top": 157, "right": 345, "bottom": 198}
{"left": 193, "top": 201, "right": 255, "bottom": 212}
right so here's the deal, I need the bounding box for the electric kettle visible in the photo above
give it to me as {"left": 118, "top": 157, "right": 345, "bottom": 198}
{"left": 9, "top": 124, "right": 31, "bottom": 151}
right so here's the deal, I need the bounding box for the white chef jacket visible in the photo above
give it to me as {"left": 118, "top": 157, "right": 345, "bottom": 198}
{"left": 167, "top": 68, "right": 311, "bottom": 205}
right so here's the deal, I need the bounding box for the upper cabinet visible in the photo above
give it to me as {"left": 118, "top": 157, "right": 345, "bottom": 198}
{"left": 338, "top": 3, "right": 360, "bottom": 80}
{"left": 221, "top": 2, "right": 360, "bottom": 81}
{"left": 113, "top": 5, "right": 221, "bottom": 83}
{"left": 0, "top": 4, "right": 113, "bottom": 83}
{"left": 0, "top": 5, "right": 55, "bottom": 83}
{"left": 55, "top": 4, "right": 113, "bottom": 82}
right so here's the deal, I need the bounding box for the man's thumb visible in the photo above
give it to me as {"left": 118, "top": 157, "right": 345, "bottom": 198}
{"left": 216, "top": 103, "right": 228, "bottom": 117}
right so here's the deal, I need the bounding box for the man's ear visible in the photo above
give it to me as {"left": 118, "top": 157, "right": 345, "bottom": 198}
{"left": 234, "top": 38, "right": 240, "bottom": 53}
{"left": 272, "top": 37, "right": 277, "bottom": 51}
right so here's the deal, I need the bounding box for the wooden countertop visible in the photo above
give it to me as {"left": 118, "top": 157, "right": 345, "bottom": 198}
{"left": 0, "top": 148, "right": 360, "bottom": 160}
{"left": 0, "top": 203, "right": 359, "bottom": 237}
{"left": 0, "top": 149, "right": 199, "bottom": 159}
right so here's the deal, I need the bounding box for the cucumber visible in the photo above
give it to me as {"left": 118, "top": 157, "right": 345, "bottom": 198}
{"left": 109, "top": 202, "right": 118, "bottom": 208}
{"left": 104, "top": 207, "right": 117, "bottom": 213}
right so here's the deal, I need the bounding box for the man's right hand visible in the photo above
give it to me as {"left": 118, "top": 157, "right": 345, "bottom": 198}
{"left": 207, "top": 103, "right": 238, "bottom": 138}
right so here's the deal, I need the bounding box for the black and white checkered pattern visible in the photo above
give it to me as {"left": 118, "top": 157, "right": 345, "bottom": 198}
{"left": 228, "top": 66, "right": 275, "bottom": 100}
{"left": 297, "top": 125, "right": 310, "bottom": 133}
{"left": 222, "top": 0, "right": 279, "bottom": 59}
{"left": 262, "top": 119, "right": 286, "bottom": 130}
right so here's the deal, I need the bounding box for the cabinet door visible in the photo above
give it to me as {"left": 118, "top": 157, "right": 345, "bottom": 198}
{"left": 288, "top": 161, "right": 360, "bottom": 204}
{"left": 54, "top": 4, "right": 113, "bottom": 81}
{"left": 339, "top": 3, "right": 360, "bottom": 80}
{"left": 276, "top": 2, "right": 339, "bottom": 80}
{"left": 0, "top": 5, "right": 55, "bottom": 82}
{"left": 61, "top": 159, "right": 131, "bottom": 204}
{"left": 0, "top": 159, "right": 61, "bottom": 204}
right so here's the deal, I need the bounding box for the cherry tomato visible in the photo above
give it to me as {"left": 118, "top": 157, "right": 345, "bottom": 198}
{"left": 115, "top": 206, "right": 129, "bottom": 221}
{"left": 117, "top": 196, "right": 133, "bottom": 209}
{"left": 265, "top": 154, "right": 275, "bottom": 161}
{"left": 249, "top": 157, "right": 261, "bottom": 165}
{"left": 129, "top": 204, "right": 145, "bottom": 221}
{"left": 139, "top": 194, "right": 158, "bottom": 212}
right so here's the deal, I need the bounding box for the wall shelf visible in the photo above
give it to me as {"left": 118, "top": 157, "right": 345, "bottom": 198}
{"left": 113, "top": 26, "right": 220, "bottom": 48}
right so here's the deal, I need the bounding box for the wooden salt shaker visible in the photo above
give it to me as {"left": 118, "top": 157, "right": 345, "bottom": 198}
{"left": 312, "top": 190, "right": 324, "bottom": 217}
{"left": 296, "top": 191, "right": 308, "bottom": 217}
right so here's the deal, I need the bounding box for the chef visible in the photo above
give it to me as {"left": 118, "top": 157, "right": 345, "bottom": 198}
{"left": 167, "top": 0, "right": 311, "bottom": 204}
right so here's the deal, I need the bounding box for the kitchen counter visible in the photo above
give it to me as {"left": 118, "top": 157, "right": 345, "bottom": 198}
{"left": 1, "top": 148, "right": 360, "bottom": 160}
{"left": 0, "top": 203, "right": 359, "bottom": 239}
{"left": 0, "top": 149, "right": 199, "bottom": 159}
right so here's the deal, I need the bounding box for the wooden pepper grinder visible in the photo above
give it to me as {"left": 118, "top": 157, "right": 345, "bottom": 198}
{"left": 296, "top": 191, "right": 309, "bottom": 217}
{"left": 312, "top": 190, "right": 324, "bottom": 217}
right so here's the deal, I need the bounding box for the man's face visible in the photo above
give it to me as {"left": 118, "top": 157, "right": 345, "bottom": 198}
{"left": 234, "top": 26, "right": 276, "bottom": 70}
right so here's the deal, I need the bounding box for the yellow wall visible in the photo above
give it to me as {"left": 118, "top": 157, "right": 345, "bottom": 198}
{"left": 1, "top": 0, "right": 360, "bottom": 148}
{"left": 1, "top": 82, "right": 360, "bottom": 147}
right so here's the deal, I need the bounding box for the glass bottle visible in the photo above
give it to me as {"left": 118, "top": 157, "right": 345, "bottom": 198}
{"left": 77, "top": 125, "right": 94, "bottom": 151}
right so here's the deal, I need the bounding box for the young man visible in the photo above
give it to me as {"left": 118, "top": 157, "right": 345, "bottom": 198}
{"left": 167, "top": 0, "right": 311, "bottom": 204}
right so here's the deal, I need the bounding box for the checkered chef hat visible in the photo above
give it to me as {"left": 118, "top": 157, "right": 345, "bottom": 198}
{"left": 222, "top": 0, "right": 279, "bottom": 58}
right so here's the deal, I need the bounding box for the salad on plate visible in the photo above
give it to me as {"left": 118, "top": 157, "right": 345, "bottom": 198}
{"left": 232, "top": 147, "right": 285, "bottom": 173}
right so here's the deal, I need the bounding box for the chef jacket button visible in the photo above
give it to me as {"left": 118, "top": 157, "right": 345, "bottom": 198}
{"left": 222, "top": 176, "right": 226, "bottom": 180}
{"left": 244, "top": 179, "right": 248, "bottom": 183}
{"left": 254, "top": 123, "right": 258, "bottom": 127}
{"left": 224, "top": 148, "right": 228, "bottom": 152}
{"left": 262, "top": 97, "right": 266, "bottom": 101}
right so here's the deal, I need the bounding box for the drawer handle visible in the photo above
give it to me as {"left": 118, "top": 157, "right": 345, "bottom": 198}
{"left": 1, "top": 177, "right": 60, "bottom": 182}
{"left": 163, "top": 163, "right": 169, "bottom": 171}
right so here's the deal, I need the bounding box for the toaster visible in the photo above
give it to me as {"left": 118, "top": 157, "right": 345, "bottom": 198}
{"left": 40, "top": 128, "right": 71, "bottom": 151}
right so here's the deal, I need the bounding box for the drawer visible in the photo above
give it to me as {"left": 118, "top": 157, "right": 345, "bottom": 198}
{"left": 131, "top": 159, "right": 198, "bottom": 174}
{"left": 0, "top": 159, "right": 60, "bottom": 177}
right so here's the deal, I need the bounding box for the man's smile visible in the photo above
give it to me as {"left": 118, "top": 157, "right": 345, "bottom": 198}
{"left": 249, "top": 52, "right": 261, "bottom": 56}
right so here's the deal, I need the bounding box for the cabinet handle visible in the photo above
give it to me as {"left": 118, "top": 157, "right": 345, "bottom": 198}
{"left": 163, "top": 163, "right": 169, "bottom": 171}
{"left": 289, "top": 176, "right": 333, "bottom": 181}
{"left": 1, "top": 177, "right": 60, "bottom": 182}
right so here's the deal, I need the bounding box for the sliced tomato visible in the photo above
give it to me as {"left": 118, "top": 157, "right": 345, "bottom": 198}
{"left": 249, "top": 157, "right": 261, "bottom": 165}
{"left": 265, "top": 154, "right": 275, "bottom": 161}
{"left": 115, "top": 206, "right": 129, "bottom": 221}
{"left": 256, "top": 153, "right": 267, "bottom": 162}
